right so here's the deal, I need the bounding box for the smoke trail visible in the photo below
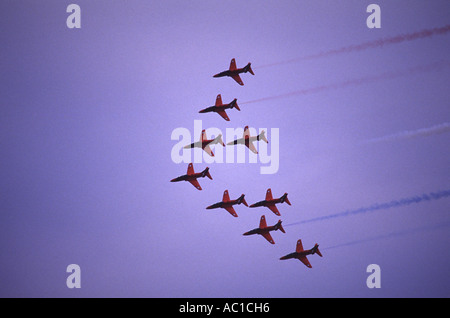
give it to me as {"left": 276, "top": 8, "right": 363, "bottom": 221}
{"left": 322, "top": 221, "right": 450, "bottom": 251}
{"left": 241, "top": 61, "right": 448, "bottom": 105}
{"left": 285, "top": 190, "right": 450, "bottom": 227}
{"left": 365, "top": 122, "right": 450, "bottom": 144}
{"left": 258, "top": 25, "right": 450, "bottom": 69}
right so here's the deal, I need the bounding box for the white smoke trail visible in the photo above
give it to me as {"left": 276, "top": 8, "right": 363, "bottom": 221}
{"left": 241, "top": 61, "right": 448, "bottom": 105}
{"left": 365, "top": 122, "right": 450, "bottom": 144}
{"left": 285, "top": 190, "right": 450, "bottom": 227}
{"left": 322, "top": 221, "right": 450, "bottom": 251}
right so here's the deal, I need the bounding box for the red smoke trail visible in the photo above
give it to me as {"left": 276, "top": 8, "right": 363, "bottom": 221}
{"left": 241, "top": 61, "right": 447, "bottom": 105}
{"left": 257, "top": 25, "right": 450, "bottom": 69}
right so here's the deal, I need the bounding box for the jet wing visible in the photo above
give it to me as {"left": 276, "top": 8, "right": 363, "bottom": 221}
{"left": 243, "top": 126, "right": 251, "bottom": 138}
{"left": 229, "top": 58, "right": 237, "bottom": 71}
{"left": 201, "top": 129, "right": 208, "bottom": 142}
{"left": 215, "top": 94, "right": 223, "bottom": 106}
{"left": 261, "top": 232, "right": 275, "bottom": 244}
{"left": 267, "top": 204, "right": 280, "bottom": 216}
{"left": 296, "top": 239, "right": 304, "bottom": 253}
{"left": 298, "top": 256, "right": 312, "bottom": 268}
{"left": 231, "top": 74, "right": 244, "bottom": 86}
{"left": 203, "top": 144, "right": 214, "bottom": 157}
{"left": 217, "top": 110, "right": 230, "bottom": 121}
{"left": 222, "top": 190, "right": 230, "bottom": 202}
{"left": 246, "top": 141, "right": 258, "bottom": 154}
{"left": 265, "top": 188, "right": 273, "bottom": 201}
{"left": 259, "top": 215, "right": 268, "bottom": 229}
{"left": 224, "top": 206, "right": 238, "bottom": 217}
{"left": 188, "top": 178, "right": 202, "bottom": 190}
{"left": 187, "top": 163, "right": 195, "bottom": 175}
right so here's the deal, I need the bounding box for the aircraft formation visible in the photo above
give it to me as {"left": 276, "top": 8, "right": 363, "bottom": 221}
{"left": 170, "top": 59, "right": 322, "bottom": 268}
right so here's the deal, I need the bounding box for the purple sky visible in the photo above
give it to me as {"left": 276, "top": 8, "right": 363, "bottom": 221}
{"left": 1, "top": 1, "right": 449, "bottom": 297}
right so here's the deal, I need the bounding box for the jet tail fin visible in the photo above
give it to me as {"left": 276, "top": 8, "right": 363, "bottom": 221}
{"left": 232, "top": 99, "right": 240, "bottom": 111}
{"left": 246, "top": 63, "right": 255, "bottom": 75}
{"left": 239, "top": 194, "right": 248, "bottom": 207}
{"left": 314, "top": 244, "right": 323, "bottom": 257}
{"left": 281, "top": 193, "right": 291, "bottom": 205}
{"left": 203, "top": 167, "right": 212, "bottom": 180}
{"left": 212, "top": 134, "right": 225, "bottom": 146}
{"left": 257, "top": 130, "right": 268, "bottom": 143}
{"left": 277, "top": 221, "right": 285, "bottom": 233}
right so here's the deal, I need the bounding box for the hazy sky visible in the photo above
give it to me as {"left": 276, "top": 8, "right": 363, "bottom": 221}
{"left": 1, "top": 0, "right": 449, "bottom": 297}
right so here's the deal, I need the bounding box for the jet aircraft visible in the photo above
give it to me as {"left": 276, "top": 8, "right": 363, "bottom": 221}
{"left": 243, "top": 215, "right": 285, "bottom": 244}
{"left": 206, "top": 190, "right": 248, "bottom": 217}
{"left": 170, "top": 163, "right": 212, "bottom": 190}
{"left": 213, "top": 58, "right": 254, "bottom": 86}
{"left": 280, "top": 239, "right": 322, "bottom": 268}
{"left": 226, "top": 126, "right": 268, "bottom": 154}
{"left": 249, "top": 188, "right": 291, "bottom": 216}
{"left": 183, "top": 129, "right": 225, "bottom": 157}
{"left": 198, "top": 94, "right": 240, "bottom": 121}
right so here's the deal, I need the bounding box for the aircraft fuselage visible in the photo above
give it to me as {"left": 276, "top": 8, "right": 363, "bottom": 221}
{"left": 250, "top": 193, "right": 289, "bottom": 208}
{"left": 213, "top": 68, "right": 247, "bottom": 78}
{"left": 280, "top": 249, "right": 314, "bottom": 260}
{"left": 206, "top": 199, "right": 240, "bottom": 210}
{"left": 251, "top": 197, "right": 282, "bottom": 207}
{"left": 170, "top": 173, "right": 203, "bottom": 183}
{"left": 186, "top": 139, "right": 215, "bottom": 149}
{"left": 243, "top": 225, "right": 279, "bottom": 236}
{"left": 199, "top": 102, "right": 234, "bottom": 114}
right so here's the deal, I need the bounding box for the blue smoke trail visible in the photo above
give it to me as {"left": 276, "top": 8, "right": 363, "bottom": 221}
{"left": 322, "top": 221, "right": 450, "bottom": 251}
{"left": 285, "top": 190, "right": 450, "bottom": 227}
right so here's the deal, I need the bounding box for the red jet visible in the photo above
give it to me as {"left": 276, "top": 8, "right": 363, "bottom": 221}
{"left": 206, "top": 190, "right": 248, "bottom": 217}
{"left": 280, "top": 239, "right": 322, "bottom": 268}
{"left": 213, "top": 58, "right": 254, "bottom": 86}
{"left": 170, "top": 163, "right": 212, "bottom": 190}
{"left": 226, "top": 126, "right": 268, "bottom": 154}
{"left": 249, "top": 188, "right": 291, "bottom": 216}
{"left": 199, "top": 94, "right": 241, "bottom": 121}
{"left": 243, "top": 215, "right": 285, "bottom": 244}
{"left": 183, "top": 129, "right": 225, "bottom": 157}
